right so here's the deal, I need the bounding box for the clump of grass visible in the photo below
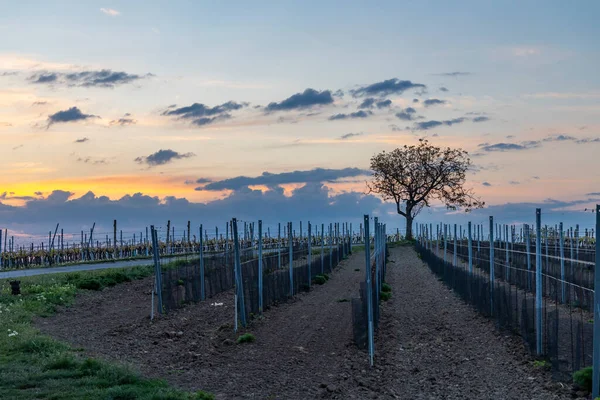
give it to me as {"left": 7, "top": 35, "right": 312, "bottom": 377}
{"left": 336, "top": 298, "right": 349, "bottom": 303}
{"left": 532, "top": 360, "right": 550, "bottom": 370}
{"left": 380, "top": 291, "right": 392, "bottom": 301}
{"left": 313, "top": 275, "right": 327, "bottom": 285}
{"left": 195, "top": 391, "right": 216, "bottom": 400}
{"left": 354, "top": 268, "right": 360, "bottom": 272}
{"left": 573, "top": 366, "right": 593, "bottom": 391}
{"left": 236, "top": 333, "right": 256, "bottom": 344}
{"left": 382, "top": 283, "right": 392, "bottom": 293}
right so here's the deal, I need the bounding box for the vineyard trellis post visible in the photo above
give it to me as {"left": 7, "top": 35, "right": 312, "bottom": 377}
{"left": 288, "top": 221, "right": 293, "bottom": 296}
{"left": 258, "top": 220, "right": 263, "bottom": 313}
{"left": 363, "top": 214, "right": 374, "bottom": 367}
{"left": 321, "top": 223, "right": 325, "bottom": 274}
{"left": 232, "top": 218, "right": 246, "bottom": 329}
{"left": 329, "top": 223, "right": 333, "bottom": 272}
{"left": 468, "top": 221, "right": 473, "bottom": 274}
{"left": 307, "top": 222, "right": 312, "bottom": 289}
{"left": 150, "top": 225, "right": 163, "bottom": 316}
{"left": 535, "top": 208, "right": 543, "bottom": 355}
{"left": 559, "top": 222, "right": 565, "bottom": 304}
{"left": 199, "top": 224, "right": 205, "bottom": 301}
{"left": 592, "top": 204, "right": 600, "bottom": 399}
{"left": 505, "top": 224, "right": 510, "bottom": 281}
{"left": 489, "top": 216, "right": 494, "bottom": 316}
{"left": 453, "top": 224, "right": 457, "bottom": 267}
{"left": 443, "top": 224, "right": 447, "bottom": 264}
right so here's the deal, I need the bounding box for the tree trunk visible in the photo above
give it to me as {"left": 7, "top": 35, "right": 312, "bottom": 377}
{"left": 405, "top": 214, "right": 414, "bottom": 240}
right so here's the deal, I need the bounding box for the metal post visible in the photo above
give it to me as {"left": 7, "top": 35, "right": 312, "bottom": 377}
{"left": 278, "top": 222, "right": 281, "bottom": 269}
{"left": 150, "top": 226, "right": 163, "bottom": 314}
{"left": 505, "top": 224, "right": 510, "bottom": 281}
{"left": 329, "top": 223, "right": 333, "bottom": 272}
{"left": 468, "top": 222, "right": 473, "bottom": 274}
{"left": 443, "top": 224, "right": 447, "bottom": 263}
{"left": 535, "top": 208, "right": 542, "bottom": 355}
{"left": 308, "top": 222, "right": 312, "bottom": 288}
{"left": 199, "top": 225, "right": 205, "bottom": 300}
{"left": 559, "top": 222, "right": 565, "bottom": 304}
{"left": 592, "top": 204, "right": 600, "bottom": 399}
{"left": 489, "top": 216, "right": 494, "bottom": 316}
{"left": 364, "top": 215, "right": 374, "bottom": 367}
{"left": 232, "top": 218, "right": 246, "bottom": 328}
{"left": 321, "top": 223, "right": 325, "bottom": 274}
{"left": 289, "top": 222, "right": 294, "bottom": 296}
{"left": 453, "top": 224, "right": 457, "bottom": 267}
{"left": 258, "top": 220, "right": 263, "bottom": 313}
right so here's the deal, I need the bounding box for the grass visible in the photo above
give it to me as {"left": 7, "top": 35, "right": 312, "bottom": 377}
{"left": 573, "top": 366, "right": 593, "bottom": 392}
{"left": 532, "top": 360, "right": 550, "bottom": 369}
{"left": 336, "top": 298, "right": 349, "bottom": 303}
{"left": 313, "top": 273, "right": 329, "bottom": 285}
{"left": 236, "top": 333, "right": 256, "bottom": 344}
{"left": 380, "top": 291, "right": 392, "bottom": 301}
{"left": 381, "top": 283, "right": 392, "bottom": 293}
{"left": 0, "top": 267, "right": 214, "bottom": 399}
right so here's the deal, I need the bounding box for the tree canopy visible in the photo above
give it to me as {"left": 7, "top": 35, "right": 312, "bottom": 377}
{"left": 367, "top": 138, "right": 484, "bottom": 239}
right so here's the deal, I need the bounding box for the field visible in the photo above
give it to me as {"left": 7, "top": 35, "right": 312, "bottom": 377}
{"left": 1, "top": 243, "right": 576, "bottom": 399}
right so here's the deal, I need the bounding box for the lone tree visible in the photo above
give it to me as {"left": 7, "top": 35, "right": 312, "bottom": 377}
{"left": 367, "top": 138, "right": 484, "bottom": 240}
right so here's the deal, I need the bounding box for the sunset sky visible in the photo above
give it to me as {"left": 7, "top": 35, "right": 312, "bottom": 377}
{"left": 1, "top": 1, "right": 599, "bottom": 239}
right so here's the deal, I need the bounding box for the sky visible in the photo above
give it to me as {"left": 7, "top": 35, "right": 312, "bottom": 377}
{"left": 1, "top": 0, "right": 600, "bottom": 242}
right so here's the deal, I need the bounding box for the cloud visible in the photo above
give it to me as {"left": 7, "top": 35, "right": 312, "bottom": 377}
{"left": 351, "top": 78, "right": 426, "bottom": 97}
{"left": 473, "top": 116, "right": 490, "bottom": 122}
{"left": 134, "top": 149, "right": 196, "bottom": 167}
{"left": 77, "top": 157, "right": 109, "bottom": 165}
{"left": 197, "top": 167, "right": 370, "bottom": 191}
{"left": 439, "top": 87, "right": 449, "bottom": 92}
{"left": 395, "top": 107, "right": 417, "bottom": 121}
{"left": 376, "top": 99, "right": 392, "bottom": 108}
{"left": 328, "top": 110, "right": 371, "bottom": 120}
{"left": 74, "top": 137, "right": 89, "bottom": 143}
{"left": 423, "top": 99, "right": 446, "bottom": 107}
{"left": 358, "top": 98, "right": 376, "bottom": 109}
{"left": 265, "top": 88, "right": 333, "bottom": 112}
{"left": 32, "top": 101, "right": 48, "bottom": 106}
{"left": 413, "top": 99, "right": 419, "bottom": 103}
{"left": 195, "top": 178, "right": 213, "bottom": 184}
{"left": 100, "top": 8, "right": 120, "bottom": 16}
{"left": 29, "top": 69, "right": 150, "bottom": 88}
{"left": 12, "top": 144, "right": 23, "bottom": 150}
{"left": 109, "top": 116, "right": 137, "bottom": 126}
{"left": 480, "top": 134, "right": 600, "bottom": 153}
{"left": 482, "top": 182, "right": 492, "bottom": 187}
{"left": 47, "top": 107, "right": 99, "bottom": 128}
{"left": 479, "top": 142, "right": 532, "bottom": 152}
{"left": 509, "top": 181, "right": 520, "bottom": 185}
{"left": 434, "top": 72, "right": 472, "bottom": 77}
{"left": 162, "top": 101, "right": 246, "bottom": 126}
{"left": 587, "top": 192, "right": 600, "bottom": 196}
{"left": 414, "top": 117, "right": 465, "bottom": 130}
{"left": 339, "top": 132, "right": 363, "bottom": 140}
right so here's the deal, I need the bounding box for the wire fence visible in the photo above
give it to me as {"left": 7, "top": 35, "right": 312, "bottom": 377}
{"left": 0, "top": 220, "right": 404, "bottom": 270}
{"left": 415, "top": 206, "right": 600, "bottom": 393}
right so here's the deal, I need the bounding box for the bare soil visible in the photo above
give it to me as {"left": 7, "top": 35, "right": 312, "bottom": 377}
{"left": 36, "top": 246, "right": 575, "bottom": 399}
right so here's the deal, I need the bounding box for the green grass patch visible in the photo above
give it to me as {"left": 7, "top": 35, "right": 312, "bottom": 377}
{"left": 354, "top": 268, "right": 360, "bottom": 272}
{"left": 532, "top": 359, "right": 550, "bottom": 370}
{"left": 313, "top": 275, "right": 327, "bottom": 285}
{"left": 336, "top": 298, "right": 349, "bottom": 303}
{"left": 236, "top": 333, "right": 256, "bottom": 344}
{"left": 573, "top": 366, "right": 593, "bottom": 391}
{"left": 0, "top": 267, "right": 213, "bottom": 399}
{"left": 380, "top": 291, "right": 392, "bottom": 301}
{"left": 382, "top": 283, "right": 392, "bottom": 293}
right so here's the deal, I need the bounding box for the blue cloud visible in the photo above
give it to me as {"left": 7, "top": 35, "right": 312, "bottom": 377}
{"left": 423, "top": 99, "right": 446, "bottom": 107}
{"left": 351, "top": 78, "right": 426, "bottom": 97}
{"left": 376, "top": 99, "right": 392, "bottom": 108}
{"left": 395, "top": 107, "right": 417, "bottom": 121}
{"left": 358, "top": 98, "right": 376, "bottom": 109}
{"left": 47, "top": 107, "right": 99, "bottom": 127}
{"left": 414, "top": 117, "right": 465, "bottom": 130}
{"left": 473, "top": 116, "right": 490, "bottom": 122}
{"left": 29, "top": 69, "right": 151, "bottom": 88}
{"left": 134, "top": 149, "right": 196, "bottom": 167}
{"left": 328, "top": 110, "right": 372, "bottom": 120}
{"left": 265, "top": 88, "right": 334, "bottom": 112}
{"left": 162, "top": 101, "right": 245, "bottom": 126}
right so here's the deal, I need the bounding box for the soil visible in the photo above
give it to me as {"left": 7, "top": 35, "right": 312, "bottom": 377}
{"left": 36, "top": 246, "right": 575, "bottom": 400}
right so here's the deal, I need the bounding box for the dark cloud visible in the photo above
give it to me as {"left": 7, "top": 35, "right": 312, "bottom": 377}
{"left": 434, "top": 72, "right": 472, "bottom": 77}
{"left": 587, "top": 192, "right": 600, "bottom": 196}
{"left": 479, "top": 143, "right": 532, "bottom": 152}
{"left": 388, "top": 124, "right": 403, "bottom": 132}
{"left": 339, "top": 132, "right": 363, "bottom": 140}
{"left": 195, "top": 178, "right": 213, "bottom": 184}
{"left": 162, "top": 101, "right": 245, "bottom": 126}
{"left": 333, "top": 89, "right": 344, "bottom": 97}
{"left": 34, "top": 191, "right": 43, "bottom": 196}
{"left": 473, "top": 116, "right": 490, "bottom": 122}
{"left": 423, "top": 99, "right": 446, "bottom": 107}
{"left": 328, "top": 110, "right": 371, "bottom": 120}
{"left": 77, "top": 157, "right": 109, "bottom": 165}
{"left": 414, "top": 117, "right": 465, "bottom": 130}
{"left": 134, "top": 149, "right": 196, "bottom": 167}
{"left": 47, "top": 107, "right": 99, "bottom": 128}
{"left": 575, "top": 137, "right": 600, "bottom": 144}
{"left": 509, "top": 181, "right": 520, "bottom": 185}
{"left": 29, "top": 69, "right": 152, "bottom": 88}
{"left": 413, "top": 99, "right": 419, "bottom": 103}
{"left": 109, "top": 117, "right": 137, "bottom": 126}
{"left": 358, "top": 98, "right": 376, "bottom": 109}
{"left": 439, "top": 87, "right": 449, "bottom": 92}
{"left": 376, "top": 99, "right": 392, "bottom": 108}
{"left": 395, "top": 107, "right": 417, "bottom": 121}
{"left": 479, "top": 134, "right": 599, "bottom": 153}
{"left": 265, "top": 89, "right": 334, "bottom": 112}
{"left": 74, "top": 137, "right": 89, "bottom": 143}
{"left": 351, "top": 78, "right": 426, "bottom": 97}
{"left": 532, "top": 176, "right": 540, "bottom": 180}
{"left": 197, "top": 168, "right": 370, "bottom": 191}
{"left": 482, "top": 182, "right": 492, "bottom": 187}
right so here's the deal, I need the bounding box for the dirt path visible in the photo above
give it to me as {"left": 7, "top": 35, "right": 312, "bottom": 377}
{"left": 36, "top": 246, "right": 574, "bottom": 399}
{"left": 343, "top": 246, "right": 572, "bottom": 400}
